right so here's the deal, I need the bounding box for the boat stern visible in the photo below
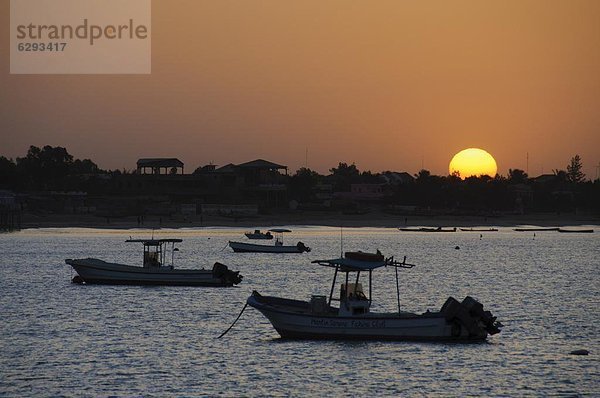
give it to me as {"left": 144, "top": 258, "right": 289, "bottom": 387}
{"left": 212, "top": 262, "right": 243, "bottom": 286}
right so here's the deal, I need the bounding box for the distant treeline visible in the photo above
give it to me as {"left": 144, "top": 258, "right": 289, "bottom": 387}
{"left": 0, "top": 145, "right": 107, "bottom": 190}
{"left": 0, "top": 145, "right": 599, "bottom": 214}
{"left": 286, "top": 162, "right": 598, "bottom": 213}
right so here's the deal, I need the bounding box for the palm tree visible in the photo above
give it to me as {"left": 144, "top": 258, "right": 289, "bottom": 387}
{"left": 567, "top": 155, "right": 585, "bottom": 183}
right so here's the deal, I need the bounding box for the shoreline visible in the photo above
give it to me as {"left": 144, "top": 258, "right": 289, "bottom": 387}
{"left": 13, "top": 211, "right": 599, "bottom": 230}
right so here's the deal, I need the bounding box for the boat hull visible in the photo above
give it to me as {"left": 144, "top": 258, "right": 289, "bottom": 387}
{"left": 247, "top": 294, "right": 488, "bottom": 342}
{"left": 66, "top": 258, "right": 239, "bottom": 287}
{"left": 398, "top": 228, "right": 456, "bottom": 232}
{"left": 459, "top": 228, "right": 498, "bottom": 232}
{"left": 229, "top": 241, "right": 308, "bottom": 253}
{"left": 513, "top": 228, "right": 559, "bottom": 232}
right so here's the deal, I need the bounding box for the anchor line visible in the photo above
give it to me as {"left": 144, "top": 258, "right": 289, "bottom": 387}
{"left": 217, "top": 302, "right": 248, "bottom": 339}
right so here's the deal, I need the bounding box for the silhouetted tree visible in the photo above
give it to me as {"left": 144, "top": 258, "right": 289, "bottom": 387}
{"left": 11, "top": 145, "right": 106, "bottom": 190}
{"left": 461, "top": 176, "right": 491, "bottom": 210}
{"left": 71, "top": 159, "right": 100, "bottom": 175}
{"left": 289, "top": 167, "right": 322, "bottom": 202}
{"left": 412, "top": 170, "right": 448, "bottom": 208}
{"left": 16, "top": 145, "right": 74, "bottom": 188}
{"left": 567, "top": 155, "right": 585, "bottom": 183}
{"left": 414, "top": 169, "right": 431, "bottom": 182}
{"left": 360, "top": 170, "right": 381, "bottom": 184}
{"left": 329, "top": 162, "right": 360, "bottom": 191}
{"left": 487, "top": 175, "right": 512, "bottom": 211}
{"left": 508, "top": 169, "right": 528, "bottom": 184}
{"left": 0, "top": 156, "right": 17, "bottom": 188}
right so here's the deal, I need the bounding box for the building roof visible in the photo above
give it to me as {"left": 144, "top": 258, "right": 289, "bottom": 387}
{"left": 532, "top": 174, "right": 555, "bottom": 183}
{"left": 237, "top": 159, "right": 287, "bottom": 170}
{"left": 214, "top": 163, "right": 237, "bottom": 173}
{"left": 380, "top": 171, "right": 415, "bottom": 184}
{"left": 137, "top": 158, "right": 184, "bottom": 168}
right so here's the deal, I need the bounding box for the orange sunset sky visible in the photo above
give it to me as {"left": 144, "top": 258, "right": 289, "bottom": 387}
{"left": 1, "top": 0, "right": 599, "bottom": 178}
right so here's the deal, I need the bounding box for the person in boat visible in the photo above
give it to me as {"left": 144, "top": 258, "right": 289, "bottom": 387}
{"left": 143, "top": 249, "right": 161, "bottom": 268}
{"left": 347, "top": 289, "right": 368, "bottom": 301}
{"left": 144, "top": 257, "right": 160, "bottom": 267}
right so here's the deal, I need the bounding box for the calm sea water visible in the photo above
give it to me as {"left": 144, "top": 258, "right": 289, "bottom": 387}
{"left": 1, "top": 226, "right": 598, "bottom": 397}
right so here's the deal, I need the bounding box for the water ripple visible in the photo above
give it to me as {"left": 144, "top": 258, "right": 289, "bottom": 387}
{"left": 1, "top": 227, "right": 598, "bottom": 396}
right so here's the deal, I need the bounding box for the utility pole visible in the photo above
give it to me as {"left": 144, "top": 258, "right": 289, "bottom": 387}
{"left": 526, "top": 152, "right": 529, "bottom": 175}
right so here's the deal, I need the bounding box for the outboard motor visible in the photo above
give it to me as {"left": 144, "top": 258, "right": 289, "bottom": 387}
{"left": 212, "top": 262, "right": 227, "bottom": 278}
{"left": 296, "top": 242, "right": 311, "bottom": 252}
{"left": 212, "top": 262, "right": 243, "bottom": 285}
{"left": 462, "top": 296, "right": 501, "bottom": 335}
{"left": 441, "top": 296, "right": 502, "bottom": 338}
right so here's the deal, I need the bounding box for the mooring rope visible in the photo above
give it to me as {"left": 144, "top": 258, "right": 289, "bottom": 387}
{"left": 217, "top": 302, "right": 248, "bottom": 339}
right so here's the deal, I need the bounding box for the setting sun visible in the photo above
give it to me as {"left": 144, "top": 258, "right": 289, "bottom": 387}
{"left": 449, "top": 148, "right": 498, "bottom": 179}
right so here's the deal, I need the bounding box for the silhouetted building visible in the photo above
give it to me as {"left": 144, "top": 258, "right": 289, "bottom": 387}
{"left": 531, "top": 174, "right": 556, "bottom": 185}
{"left": 380, "top": 171, "right": 414, "bottom": 185}
{"left": 236, "top": 159, "right": 288, "bottom": 185}
{"left": 334, "top": 184, "right": 386, "bottom": 201}
{"left": 137, "top": 158, "right": 184, "bottom": 175}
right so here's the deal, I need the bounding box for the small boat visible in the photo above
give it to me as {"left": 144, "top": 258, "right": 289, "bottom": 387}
{"left": 229, "top": 240, "right": 310, "bottom": 253}
{"left": 513, "top": 227, "right": 559, "bottom": 232}
{"left": 557, "top": 228, "right": 594, "bottom": 233}
{"left": 244, "top": 229, "right": 273, "bottom": 240}
{"left": 247, "top": 251, "right": 501, "bottom": 341}
{"left": 66, "top": 238, "right": 242, "bottom": 286}
{"left": 398, "top": 227, "right": 457, "bottom": 232}
{"left": 229, "top": 229, "right": 310, "bottom": 253}
{"left": 460, "top": 228, "right": 499, "bottom": 232}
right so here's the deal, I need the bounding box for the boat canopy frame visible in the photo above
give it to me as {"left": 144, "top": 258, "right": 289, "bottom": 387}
{"left": 267, "top": 228, "right": 293, "bottom": 245}
{"left": 268, "top": 228, "right": 292, "bottom": 233}
{"left": 125, "top": 238, "right": 183, "bottom": 267}
{"left": 312, "top": 256, "right": 415, "bottom": 314}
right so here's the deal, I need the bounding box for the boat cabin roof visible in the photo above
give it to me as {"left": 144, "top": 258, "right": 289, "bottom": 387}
{"left": 312, "top": 258, "right": 387, "bottom": 271}
{"left": 126, "top": 238, "right": 183, "bottom": 247}
{"left": 268, "top": 228, "right": 292, "bottom": 233}
{"left": 312, "top": 256, "right": 414, "bottom": 272}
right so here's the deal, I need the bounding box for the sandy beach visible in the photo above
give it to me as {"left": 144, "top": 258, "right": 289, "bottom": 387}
{"left": 16, "top": 210, "right": 599, "bottom": 230}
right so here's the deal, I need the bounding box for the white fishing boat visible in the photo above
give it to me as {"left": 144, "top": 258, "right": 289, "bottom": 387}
{"left": 229, "top": 229, "right": 310, "bottom": 253}
{"left": 66, "top": 238, "right": 242, "bottom": 287}
{"left": 247, "top": 251, "right": 501, "bottom": 341}
{"left": 245, "top": 230, "right": 273, "bottom": 240}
